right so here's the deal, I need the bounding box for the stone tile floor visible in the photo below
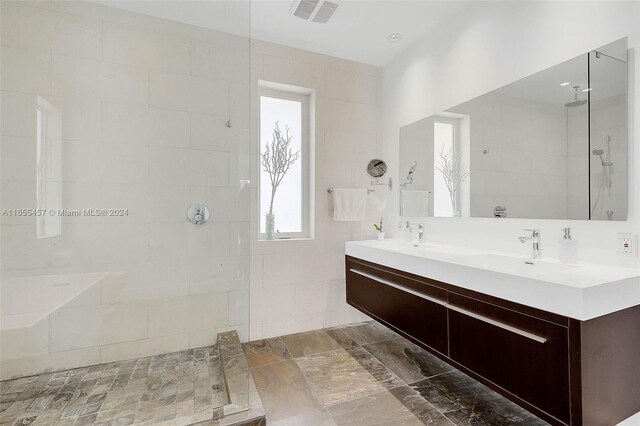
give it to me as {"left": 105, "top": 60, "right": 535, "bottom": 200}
{"left": 1, "top": 321, "right": 550, "bottom": 426}
{"left": 0, "top": 347, "right": 227, "bottom": 426}
{"left": 245, "top": 321, "right": 550, "bottom": 426}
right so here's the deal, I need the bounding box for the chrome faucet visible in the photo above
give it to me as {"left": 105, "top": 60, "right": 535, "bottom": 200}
{"left": 417, "top": 224, "right": 425, "bottom": 245}
{"left": 410, "top": 223, "right": 426, "bottom": 246}
{"left": 518, "top": 229, "right": 541, "bottom": 259}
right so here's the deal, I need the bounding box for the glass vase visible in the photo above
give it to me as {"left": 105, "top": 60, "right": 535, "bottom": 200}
{"left": 265, "top": 213, "right": 275, "bottom": 240}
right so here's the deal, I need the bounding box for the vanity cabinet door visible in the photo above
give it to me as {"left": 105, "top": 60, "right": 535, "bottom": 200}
{"left": 346, "top": 261, "right": 448, "bottom": 355}
{"left": 387, "top": 288, "right": 448, "bottom": 355}
{"left": 346, "top": 266, "right": 396, "bottom": 323}
{"left": 448, "top": 293, "right": 570, "bottom": 424}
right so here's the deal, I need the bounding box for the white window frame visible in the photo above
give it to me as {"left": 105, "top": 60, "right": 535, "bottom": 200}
{"left": 433, "top": 117, "right": 460, "bottom": 217}
{"left": 258, "top": 86, "right": 313, "bottom": 240}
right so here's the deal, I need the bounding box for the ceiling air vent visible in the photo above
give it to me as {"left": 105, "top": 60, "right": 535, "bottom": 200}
{"left": 290, "top": 0, "right": 340, "bottom": 23}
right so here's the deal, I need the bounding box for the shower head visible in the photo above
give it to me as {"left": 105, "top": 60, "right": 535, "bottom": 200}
{"left": 592, "top": 148, "right": 605, "bottom": 156}
{"left": 401, "top": 162, "right": 418, "bottom": 187}
{"left": 565, "top": 86, "right": 588, "bottom": 108}
{"left": 406, "top": 161, "right": 417, "bottom": 181}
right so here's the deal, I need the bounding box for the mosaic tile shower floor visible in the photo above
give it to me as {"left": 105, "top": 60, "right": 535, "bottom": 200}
{"left": 0, "top": 347, "right": 226, "bottom": 426}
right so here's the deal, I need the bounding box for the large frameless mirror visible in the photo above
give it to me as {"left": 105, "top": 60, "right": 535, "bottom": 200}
{"left": 399, "top": 38, "right": 628, "bottom": 220}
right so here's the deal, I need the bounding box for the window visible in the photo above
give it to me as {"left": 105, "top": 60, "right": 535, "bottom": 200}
{"left": 258, "top": 85, "right": 313, "bottom": 240}
{"left": 433, "top": 120, "right": 456, "bottom": 217}
{"left": 36, "top": 97, "right": 62, "bottom": 239}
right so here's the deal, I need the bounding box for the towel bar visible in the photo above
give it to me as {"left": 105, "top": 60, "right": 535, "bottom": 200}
{"left": 327, "top": 188, "right": 375, "bottom": 194}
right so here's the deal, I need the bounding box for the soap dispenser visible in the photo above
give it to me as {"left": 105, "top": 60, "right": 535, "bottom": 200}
{"left": 558, "top": 227, "right": 578, "bottom": 263}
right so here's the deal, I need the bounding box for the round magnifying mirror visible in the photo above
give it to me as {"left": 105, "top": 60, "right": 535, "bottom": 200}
{"left": 366, "top": 159, "right": 387, "bottom": 178}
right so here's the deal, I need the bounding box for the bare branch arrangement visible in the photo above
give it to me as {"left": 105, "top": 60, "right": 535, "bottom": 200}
{"left": 436, "top": 146, "right": 470, "bottom": 215}
{"left": 261, "top": 121, "right": 300, "bottom": 237}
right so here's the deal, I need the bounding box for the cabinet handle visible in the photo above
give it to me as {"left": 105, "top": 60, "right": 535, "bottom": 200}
{"left": 448, "top": 305, "right": 547, "bottom": 344}
{"left": 349, "top": 268, "right": 547, "bottom": 344}
{"left": 350, "top": 269, "right": 447, "bottom": 307}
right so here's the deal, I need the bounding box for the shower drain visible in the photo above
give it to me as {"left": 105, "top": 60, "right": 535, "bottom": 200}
{"left": 60, "top": 404, "right": 91, "bottom": 418}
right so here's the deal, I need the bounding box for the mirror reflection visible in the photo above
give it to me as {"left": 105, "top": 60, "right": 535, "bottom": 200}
{"left": 399, "top": 38, "right": 628, "bottom": 220}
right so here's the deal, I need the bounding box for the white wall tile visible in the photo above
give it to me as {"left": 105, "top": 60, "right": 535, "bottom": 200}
{"left": 190, "top": 186, "right": 250, "bottom": 222}
{"left": 263, "top": 54, "right": 325, "bottom": 94}
{"left": 101, "top": 333, "right": 189, "bottom": 364}
{"left": 0, "top": 347, "right": 101, "bottom": 381}
{"left": 0, "top": 316, "right": 50, "bottom": 360}
{"left": 188, "top": 329, "right": 218, "bottom": 349}
{"left": 149, "top": 147, "right": 229, "bottom": 186}
{"left": 190, "top": 112, "right": 236, "bottom": 151}
{"left": 189, "top": 256, "right": 244, "bottom": 295}
{"left": 1, "top": 47, "right": 51, "bottom": 94}
{"left": 63, "top": 141, "right": 149, "bottom": 184}
{"left": 49, "top": 96, "right": 103, "bottom": 142}
{"left": 1, "top": 2, "right": 102, "bottom": 60}
{"left": 50, "top": 301, "right": 148, "bottom": 352}
{"left": 228, "top": 287, "right": 250, "bottom": 326}
{"left": 103, "top": 103, "right": 189, "bottom": 147}
{"left": 0, "top": 225, "right": 52, "bottom": 271}
{"left": 148, "top": 292, "right": 229, "bottom": 337}
{"left": 149, "top": 222, "right": 229, "bottom": 262}
{"left": 52, "top": 55, "right": 149, "bottom": 106}
{"left": 316, "top": 97, "right": 351, "bottom": 130}
{"left": 250, "top": 284, "right": 295, "bottom": 322}
{"left": 103, "top": 22, "right": 190, "bottom": 73}
{"left": 1, "top": 92, "right": 37, "bottom": 137}
{"left": 55, "top": 224, "right": 148, "bottom": 266}
{"left": 150, "top": 71, "right": 229, "bottom": 114}
{"left": 191, "top": 36, "right": 249, "bottom": 84}
{"left": 1, "top": 136, "right": 36, "bottom": 181}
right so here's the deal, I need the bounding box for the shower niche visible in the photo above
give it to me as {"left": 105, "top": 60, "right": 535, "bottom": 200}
{"left": 399, "top": 38, "right": 628, "bottom": 220}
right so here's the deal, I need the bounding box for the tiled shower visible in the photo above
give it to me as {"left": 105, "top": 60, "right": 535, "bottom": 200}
{"left": 0, "top": 0, "right": 251, "bottom": 384}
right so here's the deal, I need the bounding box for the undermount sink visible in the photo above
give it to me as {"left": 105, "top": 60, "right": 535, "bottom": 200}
{"left": 451, "top": 253, "right": 578, "bottom": 276}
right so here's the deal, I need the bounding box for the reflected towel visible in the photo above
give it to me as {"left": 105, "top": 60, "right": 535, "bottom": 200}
{"left": 401, "top": 190, "right": 430, "bottom": 216}
{"left": 332, "top": 188, "right": 367, "bottom": 221}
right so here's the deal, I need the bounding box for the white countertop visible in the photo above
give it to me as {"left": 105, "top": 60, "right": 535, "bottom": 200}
{"left": 345, "top": 239, "right": 640, "bottom": 321}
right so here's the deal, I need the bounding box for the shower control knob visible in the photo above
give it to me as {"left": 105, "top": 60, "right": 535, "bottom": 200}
{"left": 187, "top": 204, "right": 210, "bottom": 225}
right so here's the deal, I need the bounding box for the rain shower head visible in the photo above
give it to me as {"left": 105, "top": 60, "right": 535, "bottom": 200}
{"left": 400, "top": 162, "right": 418, "bottom": 187}
{"left": 406, "top": 161, "right": 417, "bottom": 181}
{"left": 592, "top": 148, "right": 605, "bottom": 156}
{"left": 565, "top": 86, "right": 588, "bottom": 108}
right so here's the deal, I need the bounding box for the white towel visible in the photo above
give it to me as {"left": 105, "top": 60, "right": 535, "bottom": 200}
{"left": 332, "top": 189, "right": 367, "bottom": 221}
{"left": 401, "top": 190, "right": 430, "bottom": 217}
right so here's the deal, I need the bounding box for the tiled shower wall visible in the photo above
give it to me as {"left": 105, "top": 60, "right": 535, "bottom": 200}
{"left": 249, "top": 41, "right": 383, "bottom": 340}
{"left": 0, "top": 1, "right": 250, "bottom": 379}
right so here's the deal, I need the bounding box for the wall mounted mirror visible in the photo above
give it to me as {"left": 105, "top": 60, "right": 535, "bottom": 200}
{"left": 399, "top": 38, "right": 628, "bottom": 220}
{"left": 367, "top": 159, "right": 388, "bottom": 178}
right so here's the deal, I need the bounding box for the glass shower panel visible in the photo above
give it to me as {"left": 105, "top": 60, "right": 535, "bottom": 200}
{"left": 588, "top": 40, "right": 628, "bottom": 220}
{"left": 1, "top": 0, "right": 250, "bottom": 420}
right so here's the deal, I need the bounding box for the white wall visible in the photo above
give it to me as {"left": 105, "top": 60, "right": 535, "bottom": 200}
{"left": 249, "top": 41, "right": 382, "bottom": 340}
{"left": 383, "top": 1, "right": 640, "bottom": 267}
{"left": 0, "top": 0, "right": 250, "bottom": 379}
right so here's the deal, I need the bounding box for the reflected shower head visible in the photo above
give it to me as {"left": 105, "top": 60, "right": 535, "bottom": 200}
{"left": 565, "top": 86, "right": 588, "bottom": 108}
{"left": 406, "top": 161, "right": 417, "bottom": 181}
{"left": 401, "top": 162, "right": 418, "bottom": 187}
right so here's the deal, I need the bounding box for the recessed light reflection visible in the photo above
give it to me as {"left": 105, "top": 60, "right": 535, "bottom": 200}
{"left": 582, "top": 88, "right": 593, "bottom": 92}
{"left": 560, "top": 82, "right": 571, "bottom": 86}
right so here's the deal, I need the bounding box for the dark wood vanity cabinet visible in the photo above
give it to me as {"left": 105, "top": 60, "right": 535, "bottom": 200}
{"left": 345, "top": 256, "right": 640, "bottom": 426}
{"left": 448, "top": 292, "right": 570, "bottom": 423}
{"left": 345, "top": 259, "right": 448, "bottom": 355}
